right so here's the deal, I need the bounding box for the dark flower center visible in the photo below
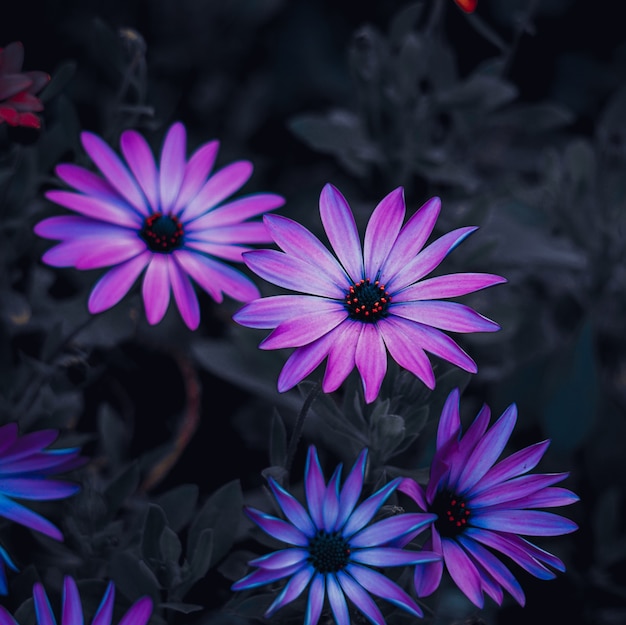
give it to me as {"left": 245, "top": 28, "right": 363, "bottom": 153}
{"left": 308, "top": 530, "right": 351, "bottom": 574}
{"left": 432, "top": 490, "right": 472, "bottom": 539}
{"left": 345, "top": 279, "right": 391, "bottom": 323}
{"left": 140, "top": 213, "right": 184, "bottom": 253}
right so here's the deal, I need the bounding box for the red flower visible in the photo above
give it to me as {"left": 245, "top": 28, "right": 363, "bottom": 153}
{"left": 0, "top": 42, "right": 49, "bottom": 129}
{"left": 454, "top": 0, "right": 477, "bottom": 12}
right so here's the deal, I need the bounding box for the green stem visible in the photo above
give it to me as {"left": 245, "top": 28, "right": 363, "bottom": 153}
{"left": 284, "top": 382, "right": 321, "bottom": 476}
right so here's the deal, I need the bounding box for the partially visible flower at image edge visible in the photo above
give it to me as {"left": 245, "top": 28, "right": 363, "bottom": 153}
{"left": 0, "top": 576, "right": 153, "bottom": 625}
{"left": 232, "top": 445, "right": 440, "bottom": 625}
{"left": 0, "top": 423, "right": 84, "bottom": 594}
{"left": 35, "top": 122, "right": 285, "bottom": 330}
{"left": 454, "top": 0, "right": 477, "bottom": 13}
{"left": 234, "top": 184, "right": 505, "bottom": 402}
{"left": 0, "top": 42, "right": 49, "bottom": 128}
{"left": 398, "top": 388, "right": 579, "bottom": 608}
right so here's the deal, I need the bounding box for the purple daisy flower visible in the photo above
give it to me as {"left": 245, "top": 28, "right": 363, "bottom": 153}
{"left": 398, "top": 389, "right": 579, "bottom": 608}
{"left": 232, "top": 445, "right": 440, "bottom": 625}
{"left": 0, "top": 422, "right": 84, "bottom": 594}
{"left": 234, "top": 184, "right": 505, "bottom": 402}
{"left": 35, "top": 122, "right": 285, "bottom": 330}
{"left": 0, "top": 576, "right": 153, "bottom": 625}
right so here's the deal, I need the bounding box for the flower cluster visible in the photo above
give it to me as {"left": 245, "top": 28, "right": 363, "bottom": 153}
{"left": 0, "top": 42, "right": 49, "bottom": 128}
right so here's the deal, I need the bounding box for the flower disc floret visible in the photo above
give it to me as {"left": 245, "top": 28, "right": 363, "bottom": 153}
{"left": 235, "top": 184, "right": 505, "bottom": 402}
{"left": 34, "top": 122, "right": 285, "bottom": 330}
{"left": 232, "top": 446, "right": 440, "bottom": 625}
{"left": 399, "top": 389, "right": 579, "bottom": 608}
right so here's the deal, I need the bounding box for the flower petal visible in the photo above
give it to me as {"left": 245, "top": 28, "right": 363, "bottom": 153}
{"left": 351, "top": 547, "right": 440, "bottom": 567}
{"left": 343, "top": 480, "right": 400, "bottom": 538}
{"left": 243, "top": 249, "right": 344, "bottom": 299}
{"left": 91, "top": 583, "right": 114, "bottom": 625}
{"left": 327, "top": 574, "right": 350, "bottom": 625}
{"left": 337, "top": 570, "right": 385, "bottom": 625}
{"left": 322, "top": 321, "right": 360, "bottom": 394}
{"left": 142, "top": 255, "right": 171, "bottom": 325}
{"left": 244, "top": 507, "right": 309, "bottom": 546}
{"left": 265, "top": 565, "right": 314, "bottom": 616}
{"left": 471, "top": 509, "right": 578, "bottom": 536}
{"left": 169, "top": 259, "right": 200, "bottom": 330}
{"left": 118, "top": 597, "right": 153, "bottom": 625}
{"left": 55, "top": 164, "right": 119, "bottom": 201}
{"left": 249, "top": 548, "right": 309, "bottom": 570}
{"left": 121, "top": 130, "right": 159, "bottom": 210}
{"left": 231, "top": 562, "right": 305, "bottom": 590}
{"left": 398, "top": 273, "right": 506, "bottom": 301}
{"left": 81, "top": 132, "right": 148, "bottom": 214}
{"left": 33, "top": 583, "right": 57, "bottom": 625}
{"left": 159, "top": 122, "right": 187, "bottom": 212}
{"left": 442, "top": 538, "right": 484, "bottom": 607}
{"left": 182, "top": 161, "right": 253, "bottom": 221}
{"left": 0, "top": 478, "right": 78, "bottom": 500}
{"left": 234, "top": 295, "right": 327, "bottom": 329}
{"left": 88, "top": 253, "right": 150, "bottom": 313}
{"left": 305, "top": 574, "right": 325, "bottom": 625}
{"left": 0, "top": 493, "right": 63, "bottom": 540}
{"left": 44, "top": 190, "right": 142, "bottom": 228}
{"left": 363, "top": 187, "right": 405, "bottom": 278}
{"left": 380, "top": 196, "right": 441, "bottom": 283}
{"left": 260, "top": 307, "right": 347, "bottom": 350}
{"left": 173, "top": 140, "right": 219, "bottom": 214}
{"left": 322, "top": 466, "right": 342, "bottom": 531}
{"left": 355, "top": 324, "right": 387, "bottom": 403}
{"left": 347, "top": 564, "right": 423, "bottom": 617}
{"left": 334, "top": 449, "right": 367, "bottom": 531}
{"left": 268, "top": 479, "right": 316, "bottom": 536}
{"left": 378, "top": 316, "right": 435, "bottom": 389}
{"left": 277, "top": 339, "right": 333, "bottom": 393}
{"left": 350, "top": 513, "right": 435, "bottom": 548}
{"left": 62, "top": 576, "right": 83, "bottom": 625}
{"left": 264, "top": 214, "right": 348, "bottom": 285}
{"left": 305, "top": 446, "right": 326, "bottom": 529}
{"left": 470, "top": 473, "right": 570, "bottom": 508}
{"left": 390, "top": 301, "right": 500, "bottom": 333}
{"left": 388, "top": 227, "right": 478, "bottom": 292}
{"left": 319, "top": 184, "right": 363, "bottom": 281}
{"left": 192, "top": 193, "right": 285, "bottom": 227}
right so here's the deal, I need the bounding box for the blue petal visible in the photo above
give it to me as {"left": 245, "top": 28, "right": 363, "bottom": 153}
{"left": 265, "top": 565, "right": 314, "bottom": 616}
{"left": 117, "top": 597, "right": 153, "bottom": 625}
{"left": 347, "top": 564, "right": 423, "bottom": 617}
{"left": 336, "top": 571, "right": 385, "bottom": 625}
{"left": 326, "top": 574, "right": 350, "bottom": 625}
{"left": 62, "top": 576, "right": 84, "bottom": 625}
{"left": 342, "top": 479, "right": 400, "bottom": 538}
{"left": 0, "top": 607, "right": 19, "bottom": 625}
{"left": 304, "top": 573, "right": 325, "bottom": 625}
{"left": 0, "top": 494, "right": 63, "bottom": 540}
{"left": 350, "top": 513, "right": 436, "bottom": 548}
{"left": 244, "top": 507, "right": 308, "bottom": 546}
{"left": 305, "top": 447, "right": 326, "bottom": 530}
{"left": 91, "top": 582, "right": 115, "bottom": 625}
{"left": 249, "top": 548, "right": 309, "bottom": 570}
{"left": 269, "top": 479, "right": 316, "bottom": 537}
{"left": 231, "top": 561, "right": 305, "bottom": 591}
{"left": 322, "top": 466, "right": 342, "bottom": 531}
{"left": 441, "top": 538, "right": 484, "bottom": 608}
{"left": 334, "top": 449, "right": 367, "bottom": 531}
{"left": 34, "top": 583, "right": 57, "bottom": 625}
{"left": 351, "top": 547, "right": 440, "bottom": 567}
{"left": 471, "top": 509, "right": 578, "bottom": 536}
{"left": 0, "top": 478, "right": 79, "bottom": 500}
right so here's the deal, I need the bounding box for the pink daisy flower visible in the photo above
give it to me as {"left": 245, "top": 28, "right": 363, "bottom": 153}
{"left": 234, "top": 184, "right": 505, "bottom": 403}
{"left": 35, "top": 122, "right": 285, "bottom": 329}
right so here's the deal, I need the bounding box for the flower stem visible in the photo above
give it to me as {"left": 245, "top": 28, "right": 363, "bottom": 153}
{"left": 140, "top": 349, "right": 201, "bottom": 491}
{"left": 284, "top": 382, "right": 321, "bottom": 476}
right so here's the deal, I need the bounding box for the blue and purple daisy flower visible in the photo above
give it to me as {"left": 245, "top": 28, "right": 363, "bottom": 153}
{"left": 234, "top": 184, "right": 505, "bottom": 402}
{"left": 0, "top": 423, "right": 83, "bottom": 594}
{"left": 35, "top": 122, "right": 285, "bottom": 330}
{"left": 232, "top": 446, "right": 440, "bottom": 625}
{"left": 399, "top": 389, "right": 579, "bottom": 607}
{"left": 0, "top": 576, "right": 153, "bottom": 625}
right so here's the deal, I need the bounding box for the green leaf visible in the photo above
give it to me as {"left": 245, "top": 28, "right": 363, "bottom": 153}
{"left": 142, "top": 504, "right": 168, "bottom": 561}
{"left": 269, "top": 409, "right": 288, "bottom": 469}
{"left": 173, "top": 528, "right": 213, "bottom": 600}
{"left": 160, "top": 527, "right": 183, "bottom": 565}
{"left": 40, "top": 61, "right": 77, "bottom": 102}
{"left": 541, "top": 322, "right": 598, "bottom": 453}
{"left": 188, "top": 480, "right": 243, "bottom": 568}
{"left": 103, "top": 462, "right": 140, "bottom": 521}
{"left": 155, "top": 484, "right": 199, "bottom": 532}
{"left": 110, "top": 551, "right": 161, "bottom": 603}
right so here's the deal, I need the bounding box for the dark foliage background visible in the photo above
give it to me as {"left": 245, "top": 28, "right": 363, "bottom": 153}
{"left": 1, "top": 1, "right": 625, "bottom": 624}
